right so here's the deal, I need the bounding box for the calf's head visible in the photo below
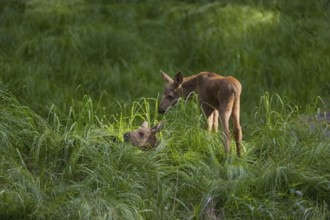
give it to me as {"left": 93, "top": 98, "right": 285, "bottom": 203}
{"left": 123, "top": 121, "right": 163, "bottom": 149}
{"left": 158, "top": 70, "right": 183, "bottom": 114}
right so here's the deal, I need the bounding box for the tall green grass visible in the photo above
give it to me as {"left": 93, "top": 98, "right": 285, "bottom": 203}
{"left": 1, "top": 90, "right": 329, "bottom": 219}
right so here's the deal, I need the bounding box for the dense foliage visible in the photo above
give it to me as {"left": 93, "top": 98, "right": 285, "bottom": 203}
{"left": 0, "top": 0, "right": 329, "bottom": 219}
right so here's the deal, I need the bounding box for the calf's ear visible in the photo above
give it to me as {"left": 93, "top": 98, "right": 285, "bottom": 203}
{"left": 151, "top": 122, "right": 164, "bottom": 133}
{"left": 174, "top": 72, "right": 183, "bottom": 88}
{"left": 160, "top": 70, "right": 174, "bottom": 84}
{"left": 140, "top": 121, "right": 149, "bottom": 128}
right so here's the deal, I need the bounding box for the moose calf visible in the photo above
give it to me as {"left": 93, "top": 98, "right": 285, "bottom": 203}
{"left": 158, "top": 70, "right": 242, "bottom": 157}
{"left": 123, "top": 121, "right": 163, "bottom": 150}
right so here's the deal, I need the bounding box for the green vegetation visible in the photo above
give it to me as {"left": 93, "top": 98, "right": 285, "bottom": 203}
{"left": 0, "top": 0, "right": 329, "bottom": 219}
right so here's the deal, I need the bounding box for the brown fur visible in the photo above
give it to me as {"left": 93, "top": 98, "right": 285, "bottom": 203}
{"left": 159, "top": 71, "right": 242, "bottom": 157}
{"left": 123, "top": 121, "right": 163, "bottom": 150}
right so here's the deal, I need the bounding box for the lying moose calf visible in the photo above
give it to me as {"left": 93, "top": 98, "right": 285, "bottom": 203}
{"left": 123, "top": 121, "right": 163, "bottom": 150}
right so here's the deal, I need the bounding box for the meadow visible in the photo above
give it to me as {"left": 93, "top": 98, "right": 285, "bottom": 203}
{"left": 0, "top": 0, "right": 330, "bottom": 219}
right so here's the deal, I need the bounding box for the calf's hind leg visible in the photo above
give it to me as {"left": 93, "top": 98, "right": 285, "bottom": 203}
{"left": 231, "top": 96, "right": 242, "bottom": 157}
{"left": 218, "top": 99, "right": 234, "bottom": 155}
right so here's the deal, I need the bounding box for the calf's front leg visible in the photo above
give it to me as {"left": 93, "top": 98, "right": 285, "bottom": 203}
{"left": 207, "top": 112, "right": 214, "bottom": 133}
{"left": 212, "top": 110, "right": 219, "bottom": 132}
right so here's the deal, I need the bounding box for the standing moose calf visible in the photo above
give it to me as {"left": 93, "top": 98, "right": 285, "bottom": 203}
{"left": 158, "top": 70, "right": 242, "bottom": 157}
